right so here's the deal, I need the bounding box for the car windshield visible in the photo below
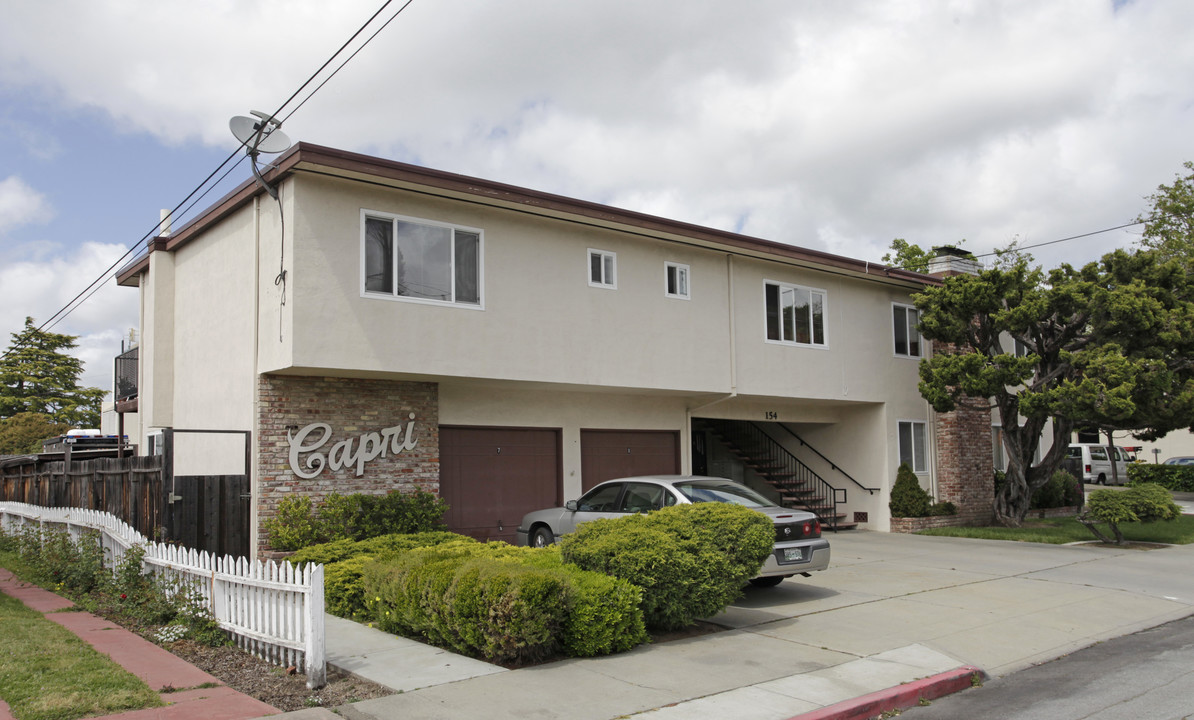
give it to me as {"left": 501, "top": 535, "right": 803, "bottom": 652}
{"left": 674, "top": 481, "right": 774, "bottom": 508}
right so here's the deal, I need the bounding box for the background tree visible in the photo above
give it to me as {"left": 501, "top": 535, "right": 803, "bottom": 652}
{"left": 0, "top": 412, "right": 72, "bottom": 454}
{"left": 882, "top": 238, "right": 974, "bottom": 273}
{"left": 915, "top": 249, "right": 1194, "bottom": 526}
{"left": 1137, "top": 160, "right": 1194, "bottom": 261}
{"left": 0, "top": 317, "right": 106, "bottom": 429}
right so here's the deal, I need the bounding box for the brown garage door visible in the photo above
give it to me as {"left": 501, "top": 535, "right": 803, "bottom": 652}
{"left": 440, "top": 426, "right": 561, "bottom": 543}
{"left": 580, "top": 429, "right": 681, "bottom": 492}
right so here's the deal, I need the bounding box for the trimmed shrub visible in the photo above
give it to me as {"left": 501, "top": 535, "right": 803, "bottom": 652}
{"left": 362, "top": 541, "right": 646, "bottom": 662}
{"left": 1080, "top": 482, "right": 1182, "bottom": 544}
{"left": 264, "top": 490, "right": 449, "bottom": 551}
{"left": 1128, "top": 464, "right": 1194, "bottom": 492}
{"left": 559, "top": 502, "right": 773, "bottom": 631}
{"left": 889, "top": 463, "right": 932, "bottom": 518}
{"left": 1031, "top": 470, "right": 1083, "bottom": 509}
{"left": 263, "top": 496, "right": 327, "bottom": 550}
{"left": 928, "top": 501, "right": 958, "bottom": 516}
{"left": 289, "top": 531, "right": 470, "bottom": 566}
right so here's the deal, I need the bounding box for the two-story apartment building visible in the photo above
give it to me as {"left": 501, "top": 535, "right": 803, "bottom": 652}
{"left": 116, "top": 143, "right": 993, "bottom": 555}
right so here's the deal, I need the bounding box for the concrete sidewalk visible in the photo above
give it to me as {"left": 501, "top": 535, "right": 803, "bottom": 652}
{"left": 280, "top": 530, "right": 1194, "bottom": 720}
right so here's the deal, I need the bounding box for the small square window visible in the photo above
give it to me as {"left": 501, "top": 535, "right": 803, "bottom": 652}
{"left": 665, "top": 262, "right": 690, "bottom": 299}
{"left": 589, "top": 249, "right": 616, "bottom": 289}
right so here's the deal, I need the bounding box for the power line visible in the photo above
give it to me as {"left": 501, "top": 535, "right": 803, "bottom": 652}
{"left": 971, "top": 220, "right": 1144, "bottom": 259}
{"left": 5, "top": 0, "right": 413, "bottom": 360}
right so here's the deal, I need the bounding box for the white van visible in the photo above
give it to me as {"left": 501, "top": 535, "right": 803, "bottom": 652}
{"left": 1067, "top": 443, "right": 1131, "bottom": 485}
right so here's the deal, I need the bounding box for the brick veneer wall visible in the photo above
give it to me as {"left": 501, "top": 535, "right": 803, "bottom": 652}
{"left": 923, "top": 399, "right": 996, "bottom": 529}
{"left": 256, "top": 375, "right": 439, "bottom": 556}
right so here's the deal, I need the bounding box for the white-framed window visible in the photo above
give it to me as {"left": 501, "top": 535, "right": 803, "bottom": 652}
{"left": 898, "top": 420, "right": 928, "bottom": 473}
{"left": 589, "top": 249, "right": 617, "bottom": 289}
{"left": 362, "top": 210, "right": 482, "bottom": 306}
{"left": 665, "top": 262, "right": 690, "bottom": 299}
{"left": 893, "top": 303, "right": 922, "bottom": 358}
{"left": 764, "top": 281, "right": 827, "bottom": 347}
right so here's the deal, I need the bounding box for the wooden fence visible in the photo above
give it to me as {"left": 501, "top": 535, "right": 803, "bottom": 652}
{"left": 0, "top": 456, "right": 249, "bottom": 559}
{"left": 0, "top": 502, "right": 325, "bottom": 688}
{"left": 0, "top": 456, "right": 163, "bottom": 538}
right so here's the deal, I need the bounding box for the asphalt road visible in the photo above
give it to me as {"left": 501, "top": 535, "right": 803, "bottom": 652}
{"left": 900, "top": 613, "right": 1194, "bottom": 720}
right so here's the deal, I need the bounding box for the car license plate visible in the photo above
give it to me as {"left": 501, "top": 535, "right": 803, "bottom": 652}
{"left": 783, "top": 547, "right": 804, "bottom": 562}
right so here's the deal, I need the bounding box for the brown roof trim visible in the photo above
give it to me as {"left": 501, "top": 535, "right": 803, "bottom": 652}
{"left": 115, "top": 142, "right": 939, "bottom": 288}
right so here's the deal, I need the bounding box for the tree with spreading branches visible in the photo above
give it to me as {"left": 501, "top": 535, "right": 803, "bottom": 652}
{"left": 0, "top": 317, "right": 106, "bottom": 434}
{"left": 914, "top": 248, "right": 1194, "bottom": 526}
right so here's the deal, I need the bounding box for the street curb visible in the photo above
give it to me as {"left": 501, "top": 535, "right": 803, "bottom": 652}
{"left": 786, "top": 665, "right": 986, "bottom": 720}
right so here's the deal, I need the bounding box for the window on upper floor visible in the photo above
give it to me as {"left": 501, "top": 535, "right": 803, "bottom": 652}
{"left": 589, "top": 249, "right": 617, "bottom": 289}
{"left": 362, "top": 211, "right": 481, "bottom": 306}
{"left": 898, "top": 420, "right": 928, "bottom": 473}
{"left": 765, "top": 281, "right": 826, "bottom": 346}
{"left": 893, "top": 303, "right": 922, "bottom": 358}
{"left": 665, "top": 262, "right": 690, "bottom": 299}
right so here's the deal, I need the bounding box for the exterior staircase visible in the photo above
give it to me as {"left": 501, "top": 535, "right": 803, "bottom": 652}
{"left": 695, "top": 418, "right": 868, "bottom": 531}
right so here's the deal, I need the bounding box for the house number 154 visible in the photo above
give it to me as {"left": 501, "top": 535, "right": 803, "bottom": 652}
{"left": 764, "top": 411, "right": 778, "bottom": 420}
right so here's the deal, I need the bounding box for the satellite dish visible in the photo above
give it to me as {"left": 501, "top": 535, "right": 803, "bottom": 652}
{"left": 229, "top": 113, "right": 291, "bottom": 154}
{"left": 229, "top": 110, "right": 292, "bottom": 199}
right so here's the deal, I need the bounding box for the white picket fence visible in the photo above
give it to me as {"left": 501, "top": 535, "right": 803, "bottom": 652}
{"left": 0, "top": 501, "right": 326, "bottom": 688}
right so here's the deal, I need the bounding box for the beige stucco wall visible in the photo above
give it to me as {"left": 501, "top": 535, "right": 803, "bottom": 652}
{"left": 285, "top": 173, "right": 733, "bottom": 390}
{"left": 151, "top": 201, "right": 263, "bottom": 475}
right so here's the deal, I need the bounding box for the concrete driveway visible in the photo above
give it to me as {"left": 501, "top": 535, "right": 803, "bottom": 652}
{"left": 305, "top": 530, "right": 1194, "bottom": 720}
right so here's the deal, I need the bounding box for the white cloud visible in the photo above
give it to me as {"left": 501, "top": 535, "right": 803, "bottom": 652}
{"left": 0, "top": 176, "right": 53, "bottom": 235}
{"left": 1, "top": 0, "right": 1192, "bottom": 276}
{"left": 0, "top": 241, "right": 139, "bottom": 396}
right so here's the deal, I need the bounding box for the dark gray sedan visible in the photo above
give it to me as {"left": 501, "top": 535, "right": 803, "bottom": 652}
{"left": 516, "top": 475, "right": 830, "bottom": 586}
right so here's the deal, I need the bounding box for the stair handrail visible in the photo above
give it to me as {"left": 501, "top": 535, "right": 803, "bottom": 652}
{"left": 700, "top": 419, "right": 847, "bottom": 530}
{"left": 772, "top": 424, "right": 879, "bottom": 494}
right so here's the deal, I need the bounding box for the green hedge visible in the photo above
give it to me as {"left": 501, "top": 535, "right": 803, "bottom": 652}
{"left": 362, "top": 542, "right": 646, "bottom": 663}
{"left": 1127, "top": 464, "right": 1194, "bottom": 492}
{"left": 289, "top": 531, "right": 471, "bottom": 566}
{"left": 263, "top": 490, "right": 449, "bottom": 551}
{"left": 559, "top": 502, "right": 773, "bottom": 631}
{"left": 289, "top": 532, "right": 474, "bottom": 621}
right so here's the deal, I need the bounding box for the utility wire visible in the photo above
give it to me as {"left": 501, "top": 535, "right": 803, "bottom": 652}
{"left": 5, "top": 0, "right": 411, "bottom": 359}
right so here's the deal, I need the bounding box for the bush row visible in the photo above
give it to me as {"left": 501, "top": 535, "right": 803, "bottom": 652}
{"left": 291, "top": 532, "right": 474, "bottom": 620}
{"left": 362, "top": 541, "right": 646, "bottom": 663}
{"left": 264, "top": 490, "right": 448, "bottom": 550}
{"left": 1127, "top": 464, "right": 1194, "bottom": 492}
{"left": 560, "top": 502, "right": 773, "bottom": 630}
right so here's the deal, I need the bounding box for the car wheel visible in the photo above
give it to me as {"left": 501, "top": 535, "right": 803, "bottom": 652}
{"left": 748, "top": 576, "right": 784, "bottom": 588}
{"left": 1097, "top": 474, "right": 1106, "bottom": 485}
{"left": 531, "top": 526, "right": 555, "bottom": 547}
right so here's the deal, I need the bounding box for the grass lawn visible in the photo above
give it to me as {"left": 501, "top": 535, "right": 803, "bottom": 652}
{"left": 917, "top": 515, "right": 1194, "bottom": 545}
{"left": 0, "top": 552, "right": 164, "bottom": 720}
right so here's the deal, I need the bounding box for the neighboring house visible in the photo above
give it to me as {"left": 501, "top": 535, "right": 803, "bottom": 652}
{"left": 114, "top": 143, "right": 993, "bottom": 555}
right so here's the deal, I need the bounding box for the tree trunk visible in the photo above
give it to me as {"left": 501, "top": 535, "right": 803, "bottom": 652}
{"left": 1106, "top": 429, "right": 1120, "bottom": 485}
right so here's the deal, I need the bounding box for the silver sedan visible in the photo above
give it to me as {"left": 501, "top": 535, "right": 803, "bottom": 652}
{"left": 516, "top": 475, "right": 830, "bottom": 587}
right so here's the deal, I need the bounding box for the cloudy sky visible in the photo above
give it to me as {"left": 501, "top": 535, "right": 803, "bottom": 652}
{"left": 1, "top": 0, "right": 1192, "bottom": 397}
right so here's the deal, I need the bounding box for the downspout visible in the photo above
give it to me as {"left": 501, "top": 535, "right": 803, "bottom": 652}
{"left": 250, "top": 195, "right": 262, "bottom": 556}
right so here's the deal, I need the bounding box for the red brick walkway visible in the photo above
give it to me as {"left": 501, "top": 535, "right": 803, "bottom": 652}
{"left": 0, "top": 567, "right": 279, "bottom": 720}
